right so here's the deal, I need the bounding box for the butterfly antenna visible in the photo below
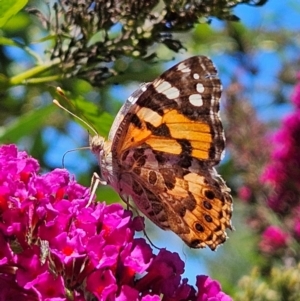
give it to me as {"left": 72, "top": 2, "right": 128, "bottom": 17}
{"left": 61, "top": 147, "right": 90, "bottom": 168}
{"left": 53, "top": 87, "right": 98, "bottom": 137}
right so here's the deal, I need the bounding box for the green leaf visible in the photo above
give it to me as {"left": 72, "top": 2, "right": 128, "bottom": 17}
{"left": 0, "top": 105, "right": 54, "bottom": 143}
{"left": 72, "top": 94, "right": 113, "bottom": 137}
{"left": 53, "top": 88, "right": 114, "bottom": 138}
{"left": 0, "top": 0, "right": 28, "bottom": 28}
{"left": 0, "top": 36, "right": 20, "bottom": 46}
{"left": 96, "top": 186, "right": 121, "bottom": 204}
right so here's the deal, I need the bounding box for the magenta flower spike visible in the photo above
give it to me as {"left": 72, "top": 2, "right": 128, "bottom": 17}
{"left": 0, "top": 144, "right": 231, "bottom": 301}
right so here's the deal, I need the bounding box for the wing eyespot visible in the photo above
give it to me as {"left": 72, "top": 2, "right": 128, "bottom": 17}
{"left": 204, "top": 190, "right": 215, "bottom": 200}
{"left": 148, "top": 171, "right": 158, "bottom": 185}
{"left": 204, "top": 214, "right": 213, "bottom": 223}
{"left": 203, "top": 200, "right": 212, "bottom": 210}
{"left": 195, "top": 223, "right": 205, "bottom": 232}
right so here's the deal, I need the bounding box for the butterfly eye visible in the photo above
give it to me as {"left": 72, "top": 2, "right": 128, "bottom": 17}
{"left": 90, "top": 135, "right": 105, "bottom": 154}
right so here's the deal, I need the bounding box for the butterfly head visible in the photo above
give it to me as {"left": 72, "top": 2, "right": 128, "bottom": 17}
{"left": 89, "top": 135, "right": 106, "bottom": 155}
{"left": 89, "top": 135, "right": 111, "bottom": 183}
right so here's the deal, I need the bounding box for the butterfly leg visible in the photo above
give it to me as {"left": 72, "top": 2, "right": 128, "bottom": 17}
{"left": 119, "top": 194, "right": 132, "bottom": 210}
{"left": 86, "top": 172, "right": 107, "bottom": 207}
{"left": 135, "top": 212, "right": 161, "bottom": 250}
{"left": 119, "top": 194, "right": 161, "bottom": 250}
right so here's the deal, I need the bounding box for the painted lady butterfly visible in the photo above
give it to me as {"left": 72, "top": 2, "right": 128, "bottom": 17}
{"left": 90, "top": 56, "right": 233, "bottom": 250}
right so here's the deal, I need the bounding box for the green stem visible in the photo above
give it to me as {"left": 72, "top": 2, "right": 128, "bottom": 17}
{"left": 8, "top": 59, "right": 61, "bottom": 86}
{"left": 24, "top": 75, "right": 63, "bottom": 84}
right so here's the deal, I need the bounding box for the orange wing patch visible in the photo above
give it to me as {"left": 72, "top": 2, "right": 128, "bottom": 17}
{"left": 144, "top": 137, "right": 182, "bottom": 154}
{"left": 119, "top": 106, "right": 214, "bottom": 161}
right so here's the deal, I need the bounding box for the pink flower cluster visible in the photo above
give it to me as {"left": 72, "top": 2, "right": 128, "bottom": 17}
{"left": 259, "top": 76, "right": 300, "bottom": 253}
{"left": 261, "top": 77, "right": 300, "bottom": 213}
{"left": 0, "top": 144, "right": 231, "bottom": 301}
{"left": 259, "top": 226, "right": 288, "bottom": 254}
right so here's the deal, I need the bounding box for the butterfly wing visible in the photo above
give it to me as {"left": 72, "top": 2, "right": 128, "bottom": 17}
{"left": 117, "top": 149, "right": 232, "bottom": 250}
{"left": 112, "top": 56, "right": 224, "bottom": 165}
{"left": 109, "top": 56, "right": 232, "bottom": 249}
{"left": 107, "top": 83, "right": 151, "bottom": 142}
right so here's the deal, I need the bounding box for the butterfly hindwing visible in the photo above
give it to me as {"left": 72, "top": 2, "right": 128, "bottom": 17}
{"left": 117, "top": 145, "right": 232, "bottom": 250}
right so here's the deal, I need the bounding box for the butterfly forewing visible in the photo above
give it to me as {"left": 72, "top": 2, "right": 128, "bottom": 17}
{"left": 112, "top": 56, "right": 225, "bottom": 165}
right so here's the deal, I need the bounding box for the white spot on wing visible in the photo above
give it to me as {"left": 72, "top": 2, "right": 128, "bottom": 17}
{"left": 196, "top": 83, "right": 205, "bottom": 93}
{"left": 127, "top": 82, "right": 150, "bottom": 104}
{"left": 177, "top": 62, "right": 191, "bottom": 73}
{"left": 136, "top": 107, "right": 162, "bottom": 127}
{"left": 140, "top": 82, "right": 149, "bottom": 92}
{"left": 128, "top": 95, "right": 137, "bottom": 103}
{"left": 193, "top": 73, "right": 200, "bottom": 79}
{"left": 189, "top": 94, "right": 203, "bottom": 106}
{"left": 154, "top": 79, "right": 180, "bottom": 99}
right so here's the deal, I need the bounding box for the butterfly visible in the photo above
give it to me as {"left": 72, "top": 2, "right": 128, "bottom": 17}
{"left": 90, "top": 56, "right": 233, "bottom": 250}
